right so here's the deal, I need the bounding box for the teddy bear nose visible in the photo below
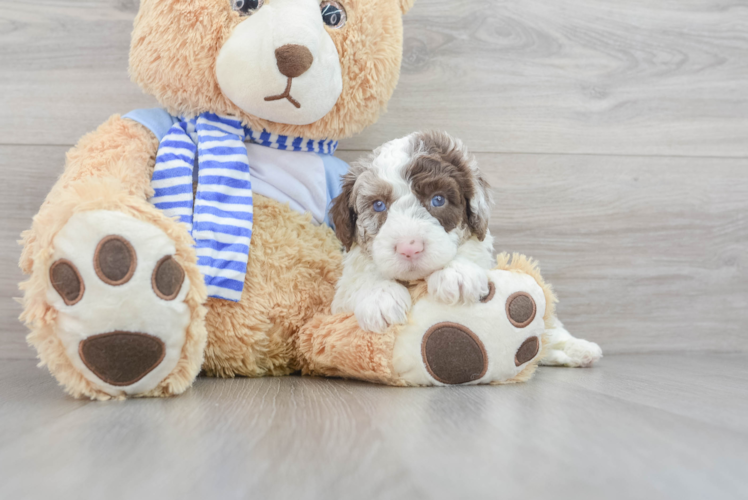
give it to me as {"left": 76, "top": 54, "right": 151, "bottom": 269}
{"left": 274, "top": 44, "right": 314, "bottom": 78}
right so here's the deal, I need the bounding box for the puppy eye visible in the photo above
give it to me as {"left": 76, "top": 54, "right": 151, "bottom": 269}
{"left": 431, "top": 195, "right": 446, "bottom": 207}
{"left": 321, "top": 1, "right": 347, "bottom": 29}
{"left": 232, "top": 0, "right": 264, "bottom": 16}
{"left": 372, "top": 200, "right": 387, "bottom": 213}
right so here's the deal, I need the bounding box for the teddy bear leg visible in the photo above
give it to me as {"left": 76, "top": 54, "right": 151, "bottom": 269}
{"left": 20, "top": 117, "right": 208, "bottom": 399}
{"left": 22, "top": 199, "right": 208, "bottom": 400}
{"left": 392, "top": 269, "right": 550, "bottom": 386}
{"left": 539, "top": 317, "right": 603, "bottom": 368}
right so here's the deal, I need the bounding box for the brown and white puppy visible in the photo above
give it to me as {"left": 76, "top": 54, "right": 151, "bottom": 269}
{"left": 330, "top": 131, "right": 494, "bottom": 333}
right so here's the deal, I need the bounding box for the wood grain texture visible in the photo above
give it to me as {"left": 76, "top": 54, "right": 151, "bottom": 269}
{"left": 3, "top": 147, "right": 746, "bottom": 359}
{"left": 0, "top": 0, "right": 747, "bottom": 155}
{"left": 1, "top": 354, "right": 747, "bottom": 500}
{"left": 0, "top": 145, "right": 64, "bottom": 360}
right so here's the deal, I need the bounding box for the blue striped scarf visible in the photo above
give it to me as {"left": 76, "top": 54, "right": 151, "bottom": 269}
{"left": 149, "top": 112, "right": 337, "bottom": 302}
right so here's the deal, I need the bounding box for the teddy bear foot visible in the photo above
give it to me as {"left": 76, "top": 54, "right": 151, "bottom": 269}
{"left": 298, "top": 258, "right": 557, "bottom": 387}
{"left": 393, "top": 269, "right": 550, "bottom": 386}
{"left": 46, "top": 210, "right": 193, "bottom": 397}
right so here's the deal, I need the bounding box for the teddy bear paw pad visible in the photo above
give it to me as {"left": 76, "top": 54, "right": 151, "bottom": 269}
{"left": 46, "top": 210, "right": 191, "bottom": 396}
{"left": 393, "top": 269, "right": 547, "bottom": 386}
{"left": 78, "top": 331, "right": 165, "bottom": 386}
{"left": 421, "top": 323, "right": 488, "bottom": 385}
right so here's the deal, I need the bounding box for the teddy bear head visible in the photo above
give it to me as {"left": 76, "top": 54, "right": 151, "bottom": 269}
{"left": 130, "top": 0, "right": 415, "bottom": 140}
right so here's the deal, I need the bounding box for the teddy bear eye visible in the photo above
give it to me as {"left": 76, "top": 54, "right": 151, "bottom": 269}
{"left": 233, "top": 0, "right": 264, "bottom": 15}
{"left": 321, "top": 1, "right": 347, "bottom": 29}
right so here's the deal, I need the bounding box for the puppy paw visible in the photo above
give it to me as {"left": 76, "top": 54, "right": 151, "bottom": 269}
{"left": 427, "top": 261, "right": 489, "bottom": 305}
{"left": 355, "top": 282, "right": 412, "bottom": 333}
{"left": 541, "top": 337, "right": 603, "bottom": 367}
{"left": 563, "top": 338, "right": 603, "bottom": 367}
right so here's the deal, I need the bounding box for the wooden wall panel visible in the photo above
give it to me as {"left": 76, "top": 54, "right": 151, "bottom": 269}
{"left": 0, "top": 1, "right": 746, "bottom": 156}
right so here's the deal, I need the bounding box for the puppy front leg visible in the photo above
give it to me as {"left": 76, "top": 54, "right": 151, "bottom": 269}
{"left": 332, "top": 247, "right": 412, "bottom": 333}
{"left": 427, "top": 235, "right": 493, "bottom": 305}
{"left": 353, "top": 280, "right": 412, "bottom": 333}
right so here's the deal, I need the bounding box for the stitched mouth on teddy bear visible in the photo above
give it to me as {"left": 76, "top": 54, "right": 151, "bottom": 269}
{"left": 264, "top": 77, "right": 301, "bottom": 109}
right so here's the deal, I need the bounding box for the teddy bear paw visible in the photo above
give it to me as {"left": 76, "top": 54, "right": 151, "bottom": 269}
{"left": 46, "top": 210, "right": 192, "bottom": 396}
{"left": 393, "top": 269, "right": 547, "bottom": 386}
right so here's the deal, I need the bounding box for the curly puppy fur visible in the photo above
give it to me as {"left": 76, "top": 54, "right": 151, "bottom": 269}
{"left": 329, "top": 131, "right": 494, "bottom": 333}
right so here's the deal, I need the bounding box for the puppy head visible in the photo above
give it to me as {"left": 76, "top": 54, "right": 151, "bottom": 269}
{"left": 130, "top": 0, "right": 416, "bottom": 140}
{"left": 331, "top": 131, "right": 492, "bottom": 281}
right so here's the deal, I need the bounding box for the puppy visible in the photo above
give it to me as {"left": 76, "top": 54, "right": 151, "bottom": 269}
{"left": 330, "top": 131, "right": 493, "bottom": 333}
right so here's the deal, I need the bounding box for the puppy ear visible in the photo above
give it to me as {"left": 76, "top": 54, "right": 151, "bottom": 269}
{"left": 399, "top": 0, "right": 416, "bottom": 14}
{"left": 466, "top": 170, "right": 492, "bottom": 241}
{"left": 330, "top": 171, "right": 358, "bottom": 251}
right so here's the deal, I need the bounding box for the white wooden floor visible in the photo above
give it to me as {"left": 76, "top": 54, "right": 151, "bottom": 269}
{"left": 1, "top": 1, "right": 747, "bottom": 498}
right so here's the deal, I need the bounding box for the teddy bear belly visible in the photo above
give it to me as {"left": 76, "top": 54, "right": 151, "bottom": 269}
{"left": 200, "top": 193, "right": 344, "bottom": 378}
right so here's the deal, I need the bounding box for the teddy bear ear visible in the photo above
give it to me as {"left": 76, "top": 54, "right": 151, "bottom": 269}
{"left": 400, "top": 0, "right": 416, "bottom": 14}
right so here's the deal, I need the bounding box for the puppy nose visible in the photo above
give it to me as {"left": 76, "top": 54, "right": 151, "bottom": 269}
{"left": 396, "top": 240, "right": 424, "bottom": 259}
{"left": 274, "top": 44, "right": 314, "bottom": 78}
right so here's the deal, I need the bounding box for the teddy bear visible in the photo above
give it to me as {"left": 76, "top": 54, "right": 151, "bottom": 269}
{"left": 18, "top": 0, "right": 594, "bottom": 399}
{"left": 18, "top": 0, "right": 422, "bottom": 400}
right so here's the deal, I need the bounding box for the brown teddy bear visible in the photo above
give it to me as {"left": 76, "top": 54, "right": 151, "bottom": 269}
{"left": 18, "top": 0, "right": 568, "bottom": 399}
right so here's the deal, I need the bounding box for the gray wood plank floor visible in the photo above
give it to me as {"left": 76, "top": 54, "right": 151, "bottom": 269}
{"left": 1, "top": 353, "right": 747, "bottom": 500}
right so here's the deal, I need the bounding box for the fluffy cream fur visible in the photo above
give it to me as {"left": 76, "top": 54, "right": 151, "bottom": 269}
{"left": 130, "top": 0, "right": 410, "bottom": 140}
{"left": 202, "top": 194, "right": 343, "bottom": 378}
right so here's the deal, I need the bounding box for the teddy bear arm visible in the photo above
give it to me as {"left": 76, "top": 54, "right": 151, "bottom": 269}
{"left": 55, "top": 115, "right": 159, "bottom": 198}
{"left": 20, "top": 115, "right": 160, "bottom": 274}
{"left": 19, "top": 116, "right": 208, "bottom": 400}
